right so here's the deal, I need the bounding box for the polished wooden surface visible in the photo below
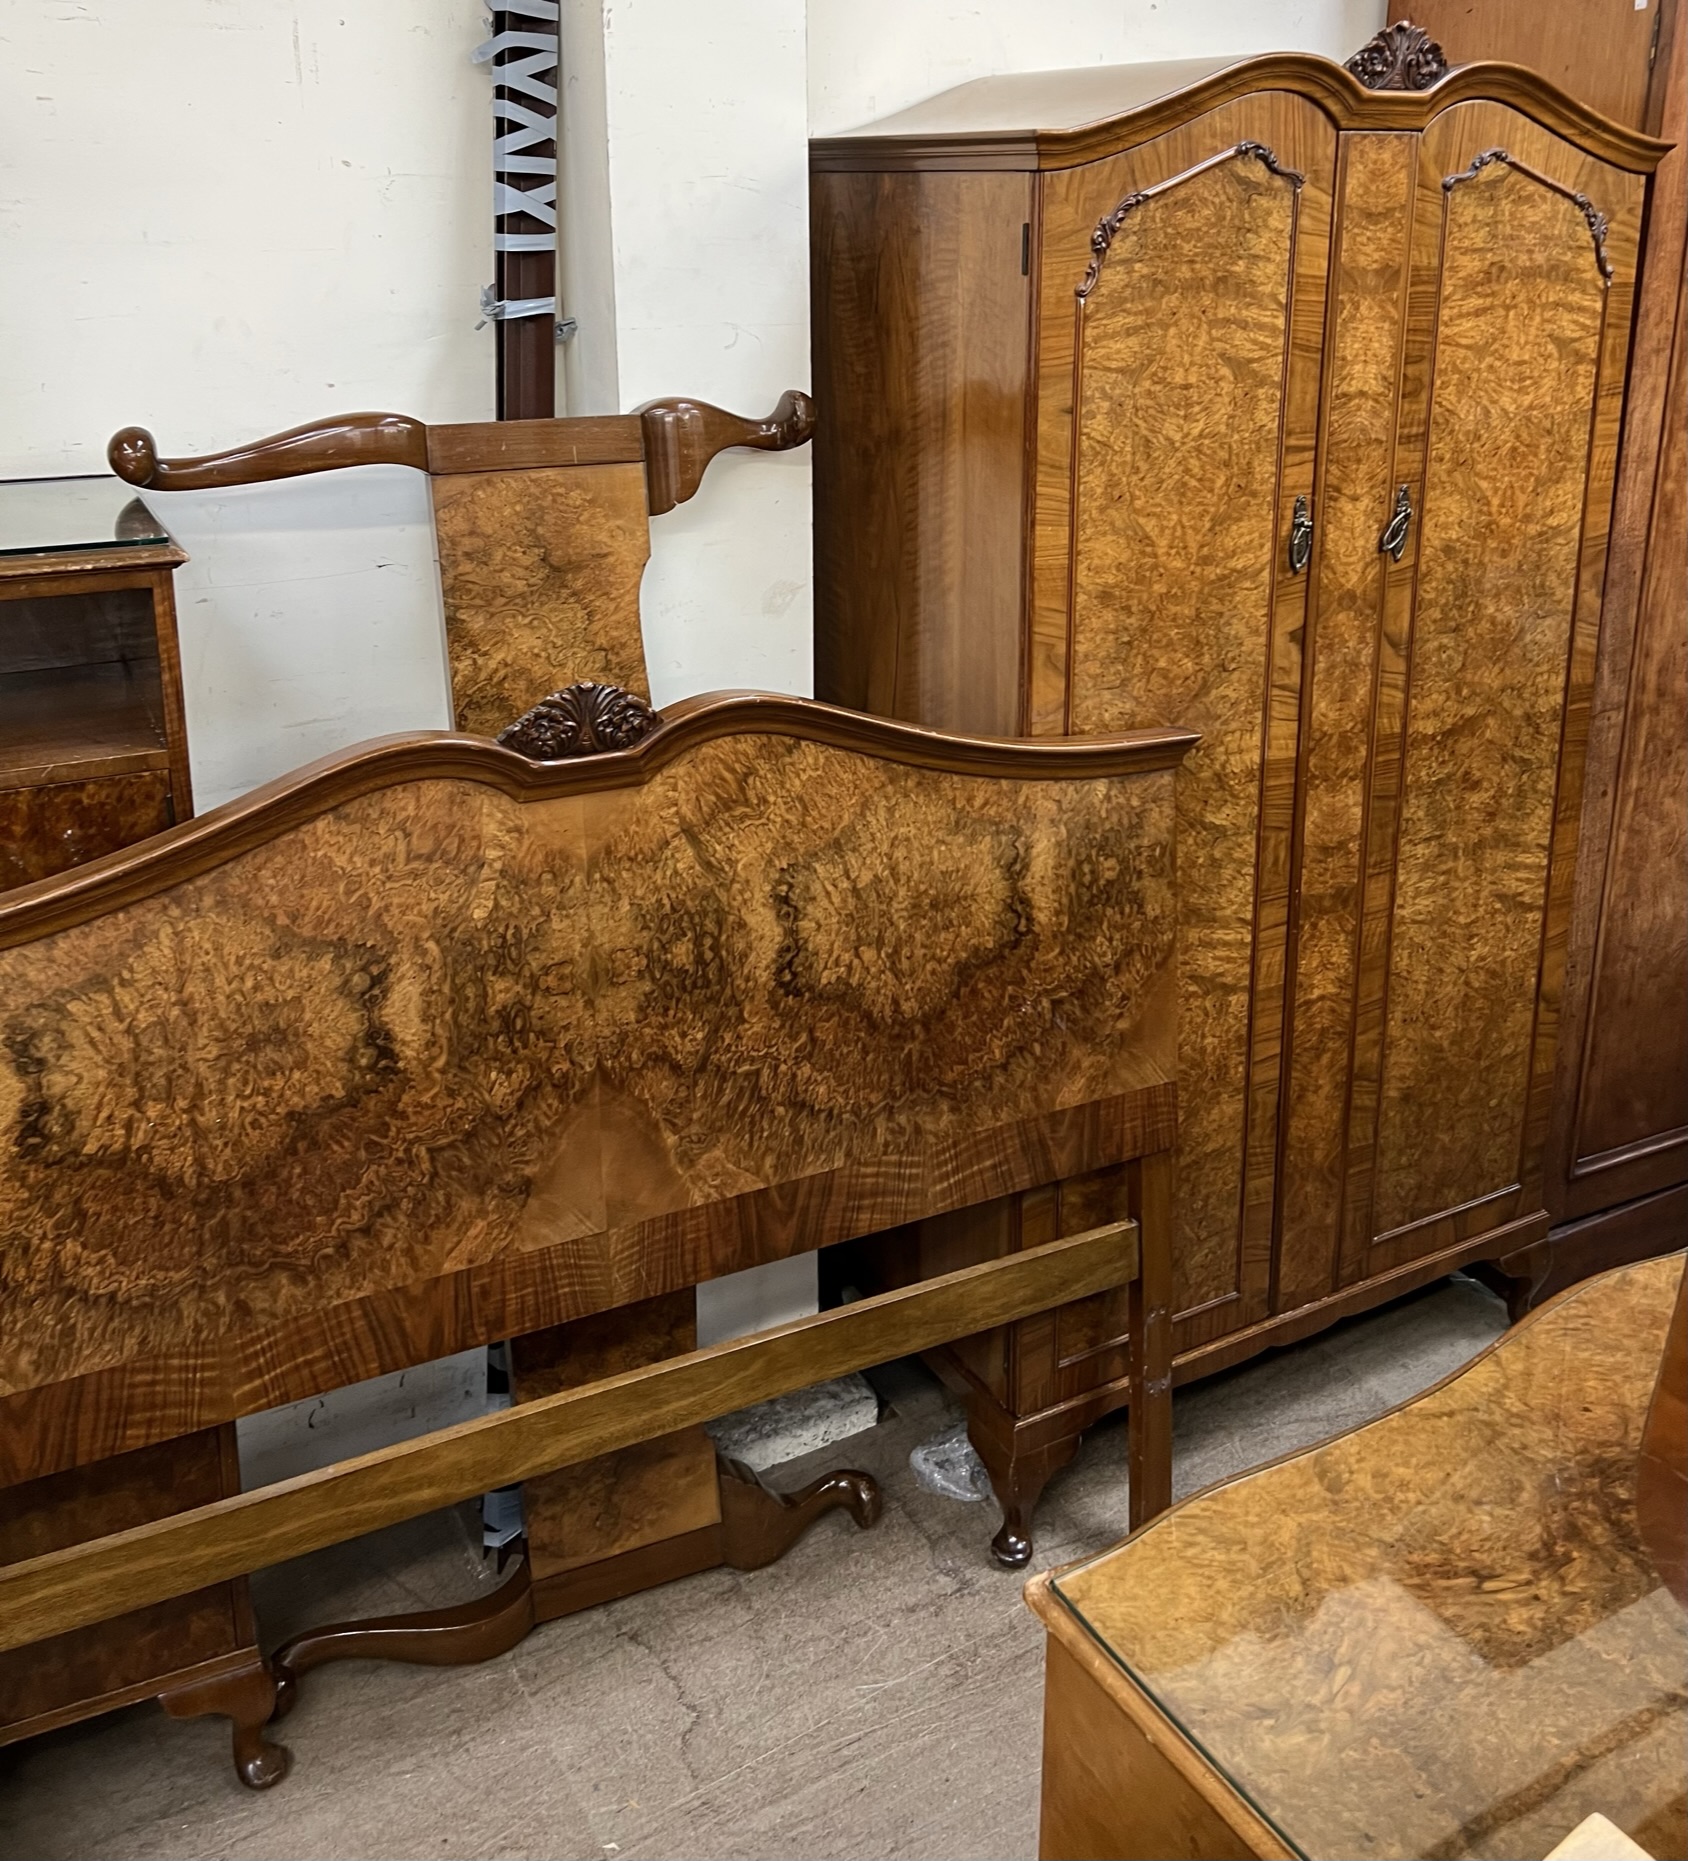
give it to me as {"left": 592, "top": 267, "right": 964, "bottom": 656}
{"left": 1568, "top": 274, "right": 1687, "bottom": 1184}
{"left": 270, "top": 1451, "right": 882, "bottom": 1692}
{"left": 0, "top": 695, "right": 1187, "bottom": 1481}
{"left": 1032, "top": 1627, "right": 1292, "bottom": 1861}
{"left": 811, "top": 166, "right": 1033, "bottom": 734}
{"left": 108, "top": 414, "right": 431, "bottom": 489}
{"left": 811, "top": 50, "right": 1662, "bottom": 1408}
{"left": 1045, "top": 95, "right": 1333, "bottom": 1336}
{"left": 1035, "top": 1254, "right": 1688, "bottom": 1861}
{"left": 0, "top": 537, "right": 192, "bottom": 892}
{"left": 0, "top": 1220, "right": 1154, "bottom": 1654}
{"left": 1638, "top": 1267, "right": 1687, "bottom": 1606}
{"left": 108, "top": 399, "right": 814, "bottom": 505}
{"left": 1551, "top": 25, "right": 1688, "bottom": 1237}
{"left": 809, "top": 51, "right": 1668, "bottom": 175}
{"left": 0, "top": 1429, "right": 243, "bottom": 1728}
{"left": 0, "top": 1425, "right": 284, "bottom": 1789}
{"left": 1274, "top": 129, "right": 1416, "bottom": 1311}
{"left": 1350, "top": 107, "right": 1643, "bottom": 1276}
{"left": 432, "top": 460, "right": 653, "bottom": 731}
{"left": 512, "top": 1291, "right": 721, "bottom": 1581}
{"left": 1388, "top": 0, "right": 1675, "bottom": 132}
{"left": 638, "top": 390, "right": 816, "bottom": 515}
{"left": 0, "top": 772, "right": 173, "bottom": 890}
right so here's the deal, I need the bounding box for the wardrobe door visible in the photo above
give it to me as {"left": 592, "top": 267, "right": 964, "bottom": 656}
{"left": 1029, "top": 95, "right": 1336, "bottom": 1346}
{"left": 1275, "top": 130, "right": 1420, "bottom": 1314}
{"left": 1338, "top": 104, "right": 1647, "bottom": 1287}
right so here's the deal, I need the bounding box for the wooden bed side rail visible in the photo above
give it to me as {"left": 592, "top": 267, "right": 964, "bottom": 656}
{"left": 105, "top": 391, "right": 816, "bottom": 512}
{"left": 0, "top": 1221, "right": 1163, "bottom": 1656}
{"left": 0, "top": 688, "right": 1199, "bottom": 950}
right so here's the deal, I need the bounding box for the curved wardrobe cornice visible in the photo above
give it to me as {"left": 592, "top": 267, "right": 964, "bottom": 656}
{"left": 810, "top": 51, "right": 1671, "bottom": 175}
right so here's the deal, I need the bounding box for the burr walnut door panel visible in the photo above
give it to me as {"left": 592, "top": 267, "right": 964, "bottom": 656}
{"left": 1274, "top": 130, "right": 1422, "bottom": 1314}
{"left": 1031, "top": 94, "right": 1336, "bottom": 1348}
{"left": 1336, "top": 105, "right": 1646, "bottom": 1288}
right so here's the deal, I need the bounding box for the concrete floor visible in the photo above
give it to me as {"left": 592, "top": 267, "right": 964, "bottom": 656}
{"left": 0, "top": 1275, "right": 1509, "bottom": 1861}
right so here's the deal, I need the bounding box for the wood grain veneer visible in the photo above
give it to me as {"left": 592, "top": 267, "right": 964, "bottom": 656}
{"left": 0, "top": 1221, "right": 1150, "bottom": 1654}
{"left": 1369, "top": 112, "right": 1645, "bottom": 1250}
{"left": 1031, "top": 1253, "right": 1687, "bottom": 1861}
{"left": 812, "top": 44, "right": 1666, "bottom": 1539}
{"left": 1047, "top": 95, "right": 1334, "bottom": 1334}
{"left": 1388, "top": 0, "right": 1676, "bottom": 136}
{"left": 0, "top": 540, "right": 193, "bottom": 896}
{"left": 0, "top": 695, "right": 1190, "bottom": 1482}
{"left": 1274, "top": 130, "right": 1417, "bottom": 1311}
{"left": 1547, "top": 22, "right": 1688, "bottom": 1239}
{"left": 431, "top": 460, "right": 653, "bottom": 731}
{"left": 810, "top": 167, "right": 1033, "bottom": 734}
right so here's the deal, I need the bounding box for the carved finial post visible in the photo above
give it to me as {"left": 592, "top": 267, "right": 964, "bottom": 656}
{"left": 1345, "top": 21, "right": 1449, "bottom": 91}
{"left": 496, "top": 682, "right": 663, "bottom": 759}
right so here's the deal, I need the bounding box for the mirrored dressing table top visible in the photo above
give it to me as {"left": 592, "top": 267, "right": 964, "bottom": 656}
{"left": 1049, "top": 1254, "right": 1688, "bottom": 1861}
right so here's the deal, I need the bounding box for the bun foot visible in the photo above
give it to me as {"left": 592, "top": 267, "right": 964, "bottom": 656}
{"left": 968, "top": 1408, "right": 1081, "bottom": 1570}
{"left": 990, "top": 1517, "right": 1034, "bottom": 1568}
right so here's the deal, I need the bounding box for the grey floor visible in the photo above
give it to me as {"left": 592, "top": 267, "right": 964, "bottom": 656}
{"left": 0, "top": 1276, "right": 1509, "bottom": 1861}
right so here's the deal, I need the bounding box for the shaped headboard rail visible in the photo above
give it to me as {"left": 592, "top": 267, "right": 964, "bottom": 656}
{"left": 0, "top": 692, "right": 1194, "bottom": 1482}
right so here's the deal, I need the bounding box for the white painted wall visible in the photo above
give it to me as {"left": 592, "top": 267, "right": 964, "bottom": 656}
{"left": 809, "top": 0, "right": 1386, "bottom": 136}
{"left": 2, "top": 1, "right": 488, "bottom": 806}
{"left": 561, "top": 0, "right": 814, "bottom": 706}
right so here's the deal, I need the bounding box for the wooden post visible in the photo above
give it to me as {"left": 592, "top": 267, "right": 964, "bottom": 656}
{"left": 479, "top": 4, "right": 559, "bottom": 421}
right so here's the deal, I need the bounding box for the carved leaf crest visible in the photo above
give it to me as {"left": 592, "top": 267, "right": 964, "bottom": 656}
{"left": 496, "top": 681, "right": 663, "bottom": 759}
{"left": 1345, "top": 21, "right": 1448, "bottom": 91}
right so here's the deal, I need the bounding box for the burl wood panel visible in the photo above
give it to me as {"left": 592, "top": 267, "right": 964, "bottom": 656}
{"left": 0, "top": 772, "right": 174, "bottom": 891}
{"left": 1052, "top": 97, "right": 1333, "bottom": 1331}
{"left": 1573, "top": 278, "right": 1688, "bottom": 1171}
{"left": 0, "top": 732, "right": 1175, "bottom": 1480}
{"left": 0, "top": 1428, "right": 243, "bottom": 1729}
{"left": 1049, "top": 1254, "right": 1688, "bottom": 1861}
{"left": 1368, "top": 119, "right": 1639, "bottom": 1243}
{"left": 1274, "top": 132, "right": 1418, "bottom": 1313}
{"left": 810, "top": 168, "right": 1032, "bottom": 735}
{"left": 430, "top": 460, "right": 652, "bottom": 736}
{"left": 512, "top": 1291, "right": 720, "bottom": 1580}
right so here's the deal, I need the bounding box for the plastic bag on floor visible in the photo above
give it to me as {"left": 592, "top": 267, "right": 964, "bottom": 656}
{"left": 909, "top": 1419, "right": 992, "bottom": 1502}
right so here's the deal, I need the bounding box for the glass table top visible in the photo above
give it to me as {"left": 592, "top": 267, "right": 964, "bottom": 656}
{"left": 1050, "top": 1254, "right": 1688, "bottom": 1861}
{"left": 0, "top": 475, "right": 171, "bottom": 557}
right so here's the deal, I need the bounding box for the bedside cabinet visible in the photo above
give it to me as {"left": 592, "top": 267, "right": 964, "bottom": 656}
{"left": 0, "top": 476, "right": 192, "bottom": 891}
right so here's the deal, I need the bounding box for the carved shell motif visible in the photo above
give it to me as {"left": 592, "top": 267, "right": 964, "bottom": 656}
{"left": 1345, "top": 22, "right": 1448, "bottom": 91}
{"left": 496, "top": 681, "right": 663, "bottom": 759}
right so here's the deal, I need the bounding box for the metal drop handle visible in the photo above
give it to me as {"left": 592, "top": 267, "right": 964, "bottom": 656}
{"left": 1379, "top": 484, "right": 1413, "bottom": 562}
{"left": 1288, "top": 495, "right": 1313, "bottom": 575}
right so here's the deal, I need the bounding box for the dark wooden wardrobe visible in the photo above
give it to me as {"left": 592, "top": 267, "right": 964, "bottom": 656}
{"left": 811, "top": 34, "right": 1672, "bottom": 1550}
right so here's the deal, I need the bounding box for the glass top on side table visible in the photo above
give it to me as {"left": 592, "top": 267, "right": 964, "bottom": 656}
{"left": 1050, "top": 1254, "right": 1688, "bottom": 1861}
{"left": 0, "top": 476, "right": 172, "bottom": 558}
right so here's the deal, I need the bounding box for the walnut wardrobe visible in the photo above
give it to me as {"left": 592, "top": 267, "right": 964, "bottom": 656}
{"left": 810, "top": 35, "right": 1670, "bottom": 1548}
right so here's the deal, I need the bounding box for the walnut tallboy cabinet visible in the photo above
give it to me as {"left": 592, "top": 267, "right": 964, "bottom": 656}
{"left": 812, "top": 35, "right": 1670, "bottom": 1542}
